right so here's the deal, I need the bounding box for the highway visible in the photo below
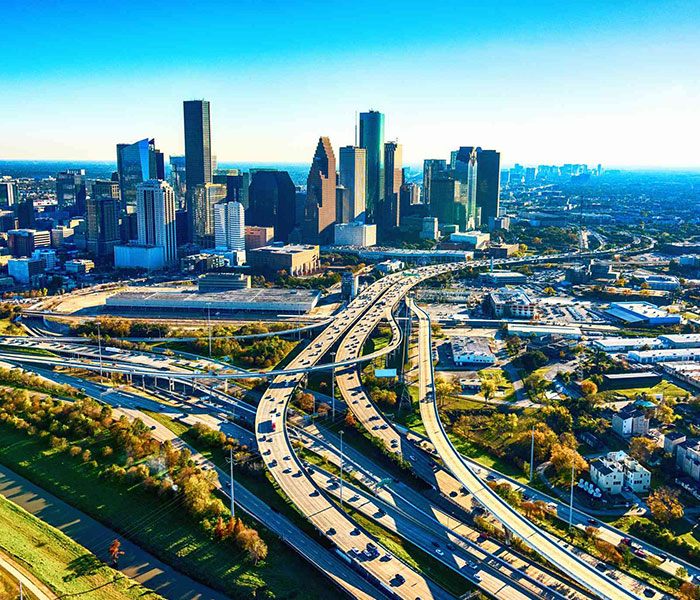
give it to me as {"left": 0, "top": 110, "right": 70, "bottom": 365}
{"left": 408, "top": 297, "right": 644, "bottom": 600}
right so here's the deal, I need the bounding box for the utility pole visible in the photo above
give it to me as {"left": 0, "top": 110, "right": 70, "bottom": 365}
{"left": 569, "top": 457, "right": 575, "bottom": 529}
{"left": 339, "top": 430, "right": 344, "bottom": 510}
{"left": 97, "top": 321, "right": 103, "bottom": 382}
{"left": 207, "top": 303, "right": 212, "bottom": 357}
{"left": 229, "top": 445, "right": 235, "bottom": 520}
{"left": 529, "top": 425, "right": 535, "bottom": 482}
{"left": 331, "top": 351, "right": 336, "bottom": 421}
{"left": 19, "top": 580, "right": 23, "bottom": 600}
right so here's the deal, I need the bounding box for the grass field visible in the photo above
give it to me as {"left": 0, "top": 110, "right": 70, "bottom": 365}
{"left": 0, "top": 494, "right": 160, "bottom": 600}
{"left": 0, "top": 423, "right": 331, "bottom": 600}
{"left": 0, "top": 565, "right": 37, "bottom": 600}
{"left": 613, "top": 379, "right": 690, "bottom": 401}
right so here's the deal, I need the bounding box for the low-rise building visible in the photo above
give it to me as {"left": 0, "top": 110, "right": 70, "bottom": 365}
{"left": 32, "top": 248, "right": 57, "bottom": 270}
{"left": 65, "top": 258, "right": 94, "bottom": 275}
{"left": 8, "top": 257, "right": 45, "bottom": 284}
{"left": 114, "top": 244, "right": 166, "bottom": 271}
{"left": 605, "top": 302, "right": 681, "bottom": 326}
{"left": 478, "top": 270, "right": 527, "bottom": 286}
{"left": 506, "top": 323, "right": 582, "bottom": 339}
{"left": 628, "top": 348, "right": 700, "bottom": 364}
{"left": 244, "top": 226, "right": 275, "bottom": 250}
{"left": 592, "top": 336, "right": 664, "bottom": 353}
{"left": 448, "top": 230, "right": 490, "bottom": 249}
{"left": 450, "top": 337, "right": 495, "bottom": 367}
{"left": 248, "top": 243, "right": 319, "bottom": 276}
{"left": 659, "top": 334, "right": 700, "bottom": 349}
{"left": 341, "top": 271, "right": 359, "bottom": 300}
{"left": 487, "top": 289, "right": 536, "bottom": 318}
{"left": 634, "top": 272, "right": 680, "bottom": 291}
{"left": 677, "top": 439, "right": 700, "bottom": 482}
{"left": 376, "top": 260, "right": 404, "bottom": 274}
{"left": 333, "top": 222, "right": 377, "bottom": 247}
{"left": 590, "top": 451, "right": 651, "bottom": 494}
{"left": 664, "top": 431, "right": 687, "bottom": 455}
{"left": 611, "top": 404, "right": 650, "bottom": 438}
{"left": 487, "top": 243, "right": 519, "bottom": 258}
{"left": 197, "top": 273, "right": 251, "bottom": 292}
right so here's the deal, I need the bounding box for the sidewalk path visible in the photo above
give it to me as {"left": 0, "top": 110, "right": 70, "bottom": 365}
{"left": 0, "top": 549, "right": 54, "bottom": 600}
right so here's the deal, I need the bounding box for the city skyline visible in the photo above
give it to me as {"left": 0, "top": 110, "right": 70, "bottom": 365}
{"left": 3, "top": 0, "right": 700, "bottom": 168}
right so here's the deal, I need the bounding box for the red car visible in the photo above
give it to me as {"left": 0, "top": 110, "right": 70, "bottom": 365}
{"left": 633, "top": 548, "right": 647, "bottom": 559}
{"left": 621, "top": 537, "right": 632, "bottom": 546}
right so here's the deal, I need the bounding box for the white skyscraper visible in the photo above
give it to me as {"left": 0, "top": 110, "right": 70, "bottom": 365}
{"left": 137, "top": 180, "right": 177, "bottom": 266}
{"left": 214, "top": 199, "right": 245, "bottom": 252}
{"left": 339, "top": 146, "right": 366, "bottom": 222}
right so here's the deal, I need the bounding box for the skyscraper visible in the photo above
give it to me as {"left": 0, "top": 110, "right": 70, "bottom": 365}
{"left": 137, "top": 180, "right": 177, "bottom": 266}
{"left": 117, "top": 138, "right": 163, "bottom": 209}
{"left": 183, "top": 100, "right": 212, "bottom": 240}
{"left": 339, "top": 146, "right": 366, "bottom": 222}
{"left": 303, "top": 137, "right": 336, "bottom": 245}
{"left": 0, "top": 180, "right": 17, "bottom": 208}
{"left": 91, "top": 179, "right": 120, "bottom": 200}
{"left": 192, "top": 183, "right": 227, "bottom": 248}
{"left": 214, "top": 199, "right": 245, "bottom": 252}
{"left": 169, "top": 155, "right": 186, "bottom": 205}
{"left": 86, "top": 196, "right": 119, "bottom": 257}
{"left": 454, "top": 147, "right": 500, "bottom": 225}
{"left": 213, "top": 170, "right": 250, "bottom": 209}
{"left": 359, "top": 110, "right": 385, "bottom": 224}
{"left": 423, "top": 159, "right": 447, "bottom": 205}
{"left": 453, "top": 147, "right": 479, "bottom": 229}
{"left": 247, "top": 170, "right": 296, "bottom": 242}
{"left": 382, "top": 141, "right": 403, "bottom": 230}
{"left": 56, "top": 169, "right": 87, "bottom": 214}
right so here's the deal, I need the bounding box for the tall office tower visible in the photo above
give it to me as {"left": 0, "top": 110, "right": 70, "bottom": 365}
{"left": 452, "top": 147, "right": 479, "bottom": 229}
{"left": 117, "top": 138, "right": 163, "bottom": 210}
{"left": 183, "top": 100, "right": 212, "bottom": 240}
{"left": 213, "top": 170, "right": 250, "bottom": 209}
{"left": 8, "top": 229, "right": 50, "bottom": 257}
{"left": 136, "top": 180, "right": 177, "bottom": 266}
{"left": 399, "top": 182, "right": 420, "bottom": 221}
{"left": 336, "top": 185, "right": 351, "bottom": 224}
{"left": 339, "top": 146, "right": 366, "bottom": 222}
{"left": 56, "top": 169, "right": 87, "bottom": 214}
{"left": 91, "top": 179, "right": 120, "bottom": 200}
{"left": 455, "top": 147, "right": 500, "bottom": 224}
{"left": 359, "top": 110, "right": 385, "bottom": 224}
{"left": 169, "top": 155, "right": 187, "bottom": 205}
{"left": 430, "top": 172, "right": 476, "bottom": 232}
{"left": 15, "top": 196, "right": 34, "bottom": 228}
{"left": 247, "top": 170, "right": 296, "bottom": 242}
{"left": 86, "top": 196, "right": 119, "bottom": 257}
{"left": 303, "top": 137, "right": 336, "bottom": 245}
{"left": 0, "top": 180, "right": 17, "bottom": 208}
{"left": 423, "top": 159, "right": 447, "bottom": 205}
{"left": 192, "top": 183, "right": 227, "bottom": 248}
{"left": 382, "top": 141, "right": 403, "bottom": 230}
{"left": 214, "top": 199, "right": 245, "bottom": 251}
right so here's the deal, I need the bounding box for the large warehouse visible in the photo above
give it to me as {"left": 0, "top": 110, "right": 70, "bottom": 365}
{"left": 106, "top": 287, "right": 321, "bottom": 315}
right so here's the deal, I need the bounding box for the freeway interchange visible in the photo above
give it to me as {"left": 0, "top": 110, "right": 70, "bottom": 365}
{"left": 0, "top": 238, "right": 682, "bottom": 600}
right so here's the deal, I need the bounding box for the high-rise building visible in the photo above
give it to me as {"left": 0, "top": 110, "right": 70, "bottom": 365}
{"left": 192, "top": 183, "right": 226, "bottom": 248}
{"left": 8, "top": 229, "right": 50, "bottom": 257}
{"left": 117, "top": 138, "right": 163, "bottom": 209}
{"left": 461, "top": 148, "right": 500, "bottom": 224}
{"left": 400, "top": 181, "right": 420, "bottom": 222}
{"left": 0, "top": 180, "right": 17, "bottom": 208}
{"left": 336, "top": 185, "right": 352, "bottom": 224}
{"left": 214, "top": 199, "right": 245, "bottom": 252}
{"left": 359, "top": 110, "right": 385, "bottom": 224}
{"left": 169, "top": 155, "right": 186, "bottom": 205}
{"left": 15, "top": 196, "right": 34, "bottom": 228}
{"left": 213, "top": 170, "right": 250, "bottom": 209}
{"left": 453, "top": 147, "right": 479, "bottom": 229}
{"left": 423, "top": 159, "right": 447, "bottom": 205}
{"left": 430, "top": 172, "right": 463, "bottom": 230}
{"left": 136, "top": 180, "right": 177, "bottom": 266}
{"left": 56, "top": 169, "right": 87, "bottom": 214}
{"left": 91, "top": 179, "right": 120, "bottom": 200}
{"left": 86, "top": 196, "right": 119, "bottom": 257}
{"left": 303, "top": 137, "right": 337, "bottom": 245}
{"left": 339, "top": 146, "right": 366, "bottom": 222}
{"left": 184, "top": 100, "right": 212, "bottom": 240}
{"left": 382, "top": 141, "right": 403, "bottom": 230}
{"left": 247, "top": 170, "right": 296, "bottom": 242}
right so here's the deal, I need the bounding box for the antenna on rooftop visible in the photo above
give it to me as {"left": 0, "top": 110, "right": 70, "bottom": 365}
{"left": 354, "top": 111, "right": 358, "bottom": 147}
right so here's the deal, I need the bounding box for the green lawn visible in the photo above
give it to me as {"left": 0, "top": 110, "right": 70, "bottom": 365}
{"left": 0, "top": 494, "right": 160, "bottom": 600}
{"left": 0, "top": 423, "right": 331, "bottom": 600}
{"left": 0, "top": 565, "right": 37, "bottom": 600}
{"left": 614, "top": 379, "right": 691, "bottom": 401}
{"left": 478, "top": 367, "right": 516, "bottom": 402}
{"left": 0, "top": 319, "right": 25, "bottom": 336}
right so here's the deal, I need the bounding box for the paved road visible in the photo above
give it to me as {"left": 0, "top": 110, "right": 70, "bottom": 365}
{"left": 0, "top": 465, "right": 231, "bottom": 600}
{"left": 0, "top": 549, "right": 54, "bottom": 600}
{"left": 409, "top": 298, "right": 645, "bottom": 600}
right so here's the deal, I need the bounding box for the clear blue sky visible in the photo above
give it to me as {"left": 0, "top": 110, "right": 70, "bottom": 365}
{"left": 3, "top": 0, "right": 699, "bottom": 167}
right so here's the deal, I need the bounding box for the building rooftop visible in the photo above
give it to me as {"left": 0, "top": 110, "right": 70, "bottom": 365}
{"left": 489, "top": 288, "right": 533, "bottom": 305}
{"left": 451, "top": 336, "right": 493, "bottom": 356}
{"left": 507, "top": 324, "right": 582, "bottom": 336}
{"left": 593, "top": 336, "right": 662, "bottom": 350}
{"left": 251, "top": 244, "right": 318, "bottom": 255}
{"left": 607, "top": 302, "right": 676, "bottom": 323}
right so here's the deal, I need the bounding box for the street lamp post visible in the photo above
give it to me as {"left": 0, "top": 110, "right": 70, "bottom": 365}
{"left": 229, "top": 445, "right": 235, "bottom": 520}
{"left": 97, "top": 321, "right": 103, "bottom": 382}
{"left": 339, "top": 429, "right": 344, "bottom": 510}
{"left": 569, "top": 457, "right": 575, "bottom": 528}
{"left": 331, "top": 352, "right": 336, "bottom": 421}
{"left": 206, "top": 303, "right": 212, "bottom": 357}
{"left": 529, "top": 425, "right": 535, "bottom": 482}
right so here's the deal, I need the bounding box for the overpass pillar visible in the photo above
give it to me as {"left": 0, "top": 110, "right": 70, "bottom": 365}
{"left": 503, "top": 525, "right": 513, "bottom": 546}
{"left": 141, "top": 374, "right": 146, "bottom": 390}
{"left": 168, "top": 378, "right": 174, "bottom": 392}
{"left": 224, "top": 379, "right": 228, "bottom": 393}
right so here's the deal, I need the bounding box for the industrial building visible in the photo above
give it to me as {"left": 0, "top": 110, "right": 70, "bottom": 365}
{"left": 333, "top": 222, "right": 377, "bottom": 247}
{"left": 605, "top": 302, "right": 681, "bottom": 326}
{"left": 486, "top": 289, "right": 536, "bottom": 318}
{"left": 450, "top": 337, "right": 495, "bottom": 366}
{"left": 506, "top": 323, "right": 582, "bottom": 339}
{"left": 592, "top": 337, "right": 664, "bottom": 352}
{"left": 248, "top": 244, "right": 320, "bottom": 275}
{"left": 478, "top": 270, "right": 527, "bottom": 286}
{"left": 106, "top": 287, "right": 321, "bottom": 314}
{"left": 628, "top": 348, "right": 700, "bottom": 364}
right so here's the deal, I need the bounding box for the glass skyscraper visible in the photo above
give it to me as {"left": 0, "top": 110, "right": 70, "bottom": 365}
{"left": 359, "top": 110, "right": 385, "bottom": 225}
{"left": 183, "top": 100, "right": 212, "bottom": 240}
{"left": 247, "top": 170, "right": 296, "bottom": 243}
{"left": 117, "top": 138, "right": 163, "bottom": 210}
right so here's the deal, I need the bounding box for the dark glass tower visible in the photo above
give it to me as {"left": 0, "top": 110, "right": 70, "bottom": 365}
{"left": 455, "top": 147, "right": 500, "bottom": 225}
{"left": 359, "top": 110, "right": 385, "bottom": 224}
{"left": 87, "top": 196, "right": 120, "bottom": 258}
{"left": 382, "top": 141, "right": 403, "bottom": 230}
{"left": 247, "top": 170, "right": 296, "bottom": 243}
{"left": 56, "top": 169, "right": 87, "bottom": 214}
{"left": 183, "top": 100, "right": 212, "bottom": 241}
{"left": 116, "top": 138, "right": 162, "bottom": 210}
